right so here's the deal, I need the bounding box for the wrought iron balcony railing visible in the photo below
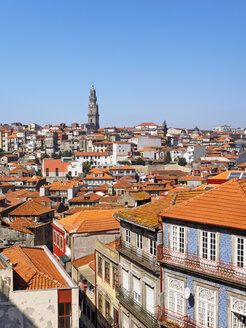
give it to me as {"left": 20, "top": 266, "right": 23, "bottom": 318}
{"left": 157, "top": 245, "right": 246, "bottom": 285}
{"left": 116, "top": 287, "right": 159, "bottom": 328}
{"left": 158, "top": 306, "right": 208, "bottom": 328}
{"left": 117, "top": 238, "right": 159, "bottom": 274}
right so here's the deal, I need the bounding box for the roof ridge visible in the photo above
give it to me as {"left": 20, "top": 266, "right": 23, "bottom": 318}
{"left": 15, "top": 246, "right": 38, "bottom": 279}
{"left": 234, "top": 179, "right": 246, "bottom": 202}
{"left": 164, "top": 185, "right": 219, "bottom": 212}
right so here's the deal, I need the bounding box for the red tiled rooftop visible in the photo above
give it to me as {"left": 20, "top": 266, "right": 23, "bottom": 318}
{"left": 2, "top": 246, "right": 68, "bottom": 290}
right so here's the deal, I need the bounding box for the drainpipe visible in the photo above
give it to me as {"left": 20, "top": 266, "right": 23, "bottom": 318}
{"left": 94, "top": 250, "right": 97, "bottom": 328}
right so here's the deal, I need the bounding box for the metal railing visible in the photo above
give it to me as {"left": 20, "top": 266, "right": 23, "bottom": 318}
{"left": 116, "top": 287, "right": 159, "bottom": 328}
{"left": 117, "top": 238, "right": 159, "bottom": 274}
{"left": 158, "top": 306, "right": 208, "bottom": 328}
{"left": 157, "top": 245, "right": 246, "bottom": 285}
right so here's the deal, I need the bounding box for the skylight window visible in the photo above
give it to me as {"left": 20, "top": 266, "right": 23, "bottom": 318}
{"left": 228, "top": 172, "right": 241, "bottom": 179}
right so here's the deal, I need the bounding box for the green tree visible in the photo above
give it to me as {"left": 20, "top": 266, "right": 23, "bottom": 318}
{"left": 61, "top": 151, "right": 72, "bottom": 157}
{"left": 164, "top": 151, "right": 171, "bottom": 164}
{"left": 83, "top": 161, "right": 91, "bottom": 175}
{"left": 178, "top": 157, "right": 187, "bottom": 166}
{"left": 132, "top": 157, "right": 145, "bottom": 165}
{"left": 66, "top": 171, "right": 72, "bottom": 180}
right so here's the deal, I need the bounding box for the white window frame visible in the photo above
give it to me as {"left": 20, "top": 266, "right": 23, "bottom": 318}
{"left": 200, "top": 230, "right": 217, "bottom": 261}
{"left": 231, "top": 296, "right": 246, "bottom": 327}
{"left": 136, "top": 234, "right": 143, "bottom": 250}
{"left": 125, "top": 229, "right": 131, "bottom": 244}
{"left": 167, "top": 277, "right": 184, "bottom": 315}
{"left": 149, "top": 239, "right": 156, "bottom": 256}
{"left": 236, "top": 236, "right": 246, "bottom": 268}
{"left": 170, "top": 225, "right": 185, "bottom": 253}
{"left": 196, "top": 286, "right": 216, "bottom": 328}
{"left": 133, "top": 276, "right": 141, "bottom": 304}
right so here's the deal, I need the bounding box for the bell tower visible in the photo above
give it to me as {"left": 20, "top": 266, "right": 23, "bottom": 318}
{"left": 88, "top": 85, "right": 99, "bottom": 130}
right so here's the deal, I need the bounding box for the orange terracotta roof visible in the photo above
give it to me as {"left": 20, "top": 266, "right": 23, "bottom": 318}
{"left": 47, "top": 181, "right": 79, "bottom": 191}
{"left": 65, "top": 204, "right": 124, "bottom": 215}
{"left": 72, "top": 254, "right": 95, "bottom": 268}
{"left": 115, "top": 195, "right": 175, "bottom": 229}
{"left": 94, "top": 183, "right": 110, "bottom": 191}
{"left": 7, "top": 218, "right": 38, "bottom": 234}
{"left": 116, "top": 190, "right": 204, "bottom": 229}
{"left": 161, "top": 179, "right": 246, "bottom": 230}
{"left": 84, "top": 172, "right": 114, "bottom": 180}
{"left": 75, "top": 152, "right": 108, "bottom": 156}
{"left": 69, "top": 193, "right": 102, "bottom": 203}
{"left": 136, "top": 122, "right": 158, "bottom": 127}
{"left": 99, "top": 195, "right": 120, "bottom": 203}
{"left": 9, "top": 200, "right": 53, "bottom": 216}
{"left": 57, "top": 209, "right": 120, "bottom": 233}
{"left": 113, "top": 181, "right": 131, "bottom": 189}
{"left": 129, "top": 191, "right": 150, "bottom": 201}
{"left": 105, "top": 239, "right": 119, "bottom": 251}
{"left": 179, "top": 176, "right": 206, "bottom": 182}
{"left": 2, "top": 246, "right": 68, "bottom": 290}
{"left": 89, "top": 261, "right": 95, "bottom": 271}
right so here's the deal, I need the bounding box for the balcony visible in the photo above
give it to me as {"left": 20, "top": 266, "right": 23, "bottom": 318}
{"left": 157, "top": 245, "right": 246, "bottom": 286}
{"left": 158, "top": 306, "right": 207, "bottom": 328}
{"left": 117, "top": 238, "right": 159, "bottom": 274}
{"left": 116, "top": 287, "right": 159, "bottom": 328}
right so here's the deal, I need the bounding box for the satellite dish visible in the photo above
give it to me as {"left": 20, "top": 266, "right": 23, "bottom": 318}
{"left": 184, "top": 287, "right": 191, "bottom": 300}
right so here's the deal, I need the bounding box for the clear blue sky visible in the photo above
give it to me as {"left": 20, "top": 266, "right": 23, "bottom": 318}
{"left": 0, "top": 0, "right": 245, "bottom": 129}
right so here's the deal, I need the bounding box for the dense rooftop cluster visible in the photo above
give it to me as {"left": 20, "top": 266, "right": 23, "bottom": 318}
{"left": 1, "top": 118, "right": 246, "bottom": 327}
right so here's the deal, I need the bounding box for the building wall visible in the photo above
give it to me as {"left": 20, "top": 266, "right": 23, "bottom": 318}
{"left": 72, "top": 232, "right": 120, "bottom": 261}
{"left": 137, "top": 136, "right": 161, "bottom": 151}
{"left": 95, "top": 240, "right": 119, "bottom": 326}
{"left": 160, "top": 220, "right": 246, "bottom": 327}
{"left": 5, "top": 288, "right": 80, "bottom": 328}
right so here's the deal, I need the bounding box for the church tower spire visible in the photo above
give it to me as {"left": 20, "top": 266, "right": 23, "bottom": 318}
{"left": 88, "top": 85, "right": 99, "bottom": 130}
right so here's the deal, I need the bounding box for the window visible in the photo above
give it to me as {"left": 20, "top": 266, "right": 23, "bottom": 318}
{"left": 105, "top": 261, "right": 110, "bottom": 283}
{"left": 122, "top": 268, "right": 129, "bottom": 292}
{"left": 91, "top": 310, "right": 95, "bottom": 325}
{"left": 98, "top": 256, "right": 102, "bottom": 276}
{"left": 113, "top": 266, "right": 118, "bottom": 288}
{"left": 60, "top": 236, "right": 63, "bottom": 250}
{"left": 168, "top": 277, "right": 184, "bottom": 315}
{"left": 133, "top": 276, "right": 141, "bottom": 304}
{"left": 136, "top": 234, "right": 143, "bottom": 250}
{"left": 231, "top": 297, "right": 246, "bottom": 327}
{"left": 58, "top": 290, "right": 72, "bottom": 328}
{"left": 46, "top": 168, "right": 49, "bottom": 176}
{"left": 149, "top": 239, "right": 156, "bottom": 256}
{"left": 53, "top": 231, "right": 57, "bottom": 245}
{"left": 237, "top": 237, "right": 246, "bottom": 268}
{"left": 86, "top": 305, "right": 91, "bottom": 320}
{"left": 125, "top": 229, "right": 131, "bottom": 243}
{"left": 56, "top": 168, "right": 59, "bottom": 176}
{"left": 197, "top": 286, "right": 216, "bottom": 327}
{"left": 201, "top": 231, "right": 216, "bottom": 261}
{"left": 171, "top": 225, "right": 185, "bottom": 253}
{"left": 113, "top": 308, "right": 119, "bottom": 325}
{"left": 98, "top": 293, "right": 102, "bottom": 312}
{"left": 146, "top": 284, "right": 155, "bottom": 314}
{"left": 105, "top": 299, "right": 110, "bottom": 319}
